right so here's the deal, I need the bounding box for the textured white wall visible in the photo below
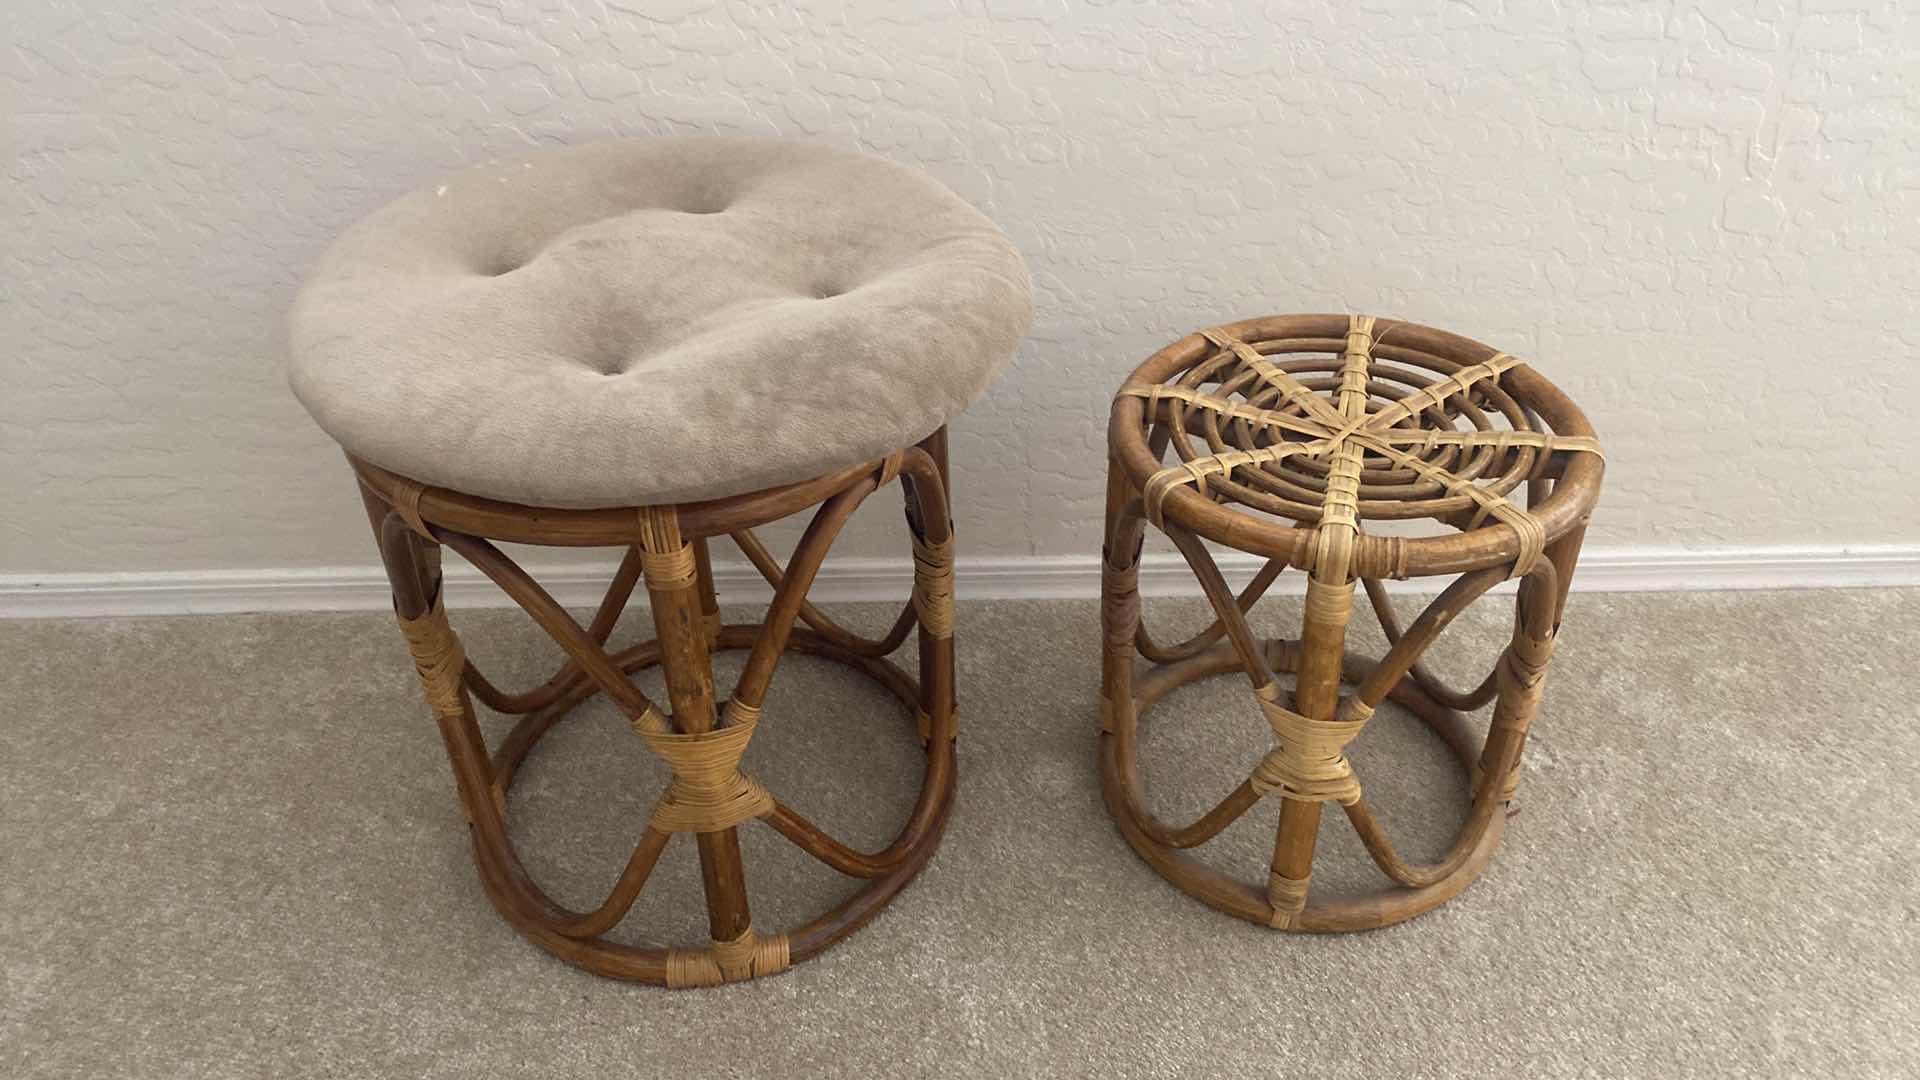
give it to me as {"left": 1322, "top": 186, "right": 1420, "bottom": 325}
{"left": 7, "top": 0, "right": 1919, "bottom": 576}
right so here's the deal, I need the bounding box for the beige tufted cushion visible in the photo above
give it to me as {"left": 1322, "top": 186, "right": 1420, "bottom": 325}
{"left": 288, "top": 137, "right": 1030, "bottom": 508}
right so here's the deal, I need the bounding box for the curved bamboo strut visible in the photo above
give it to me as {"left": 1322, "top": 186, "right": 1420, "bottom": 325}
{"left": 1100, "top": 493, "right": 1271, "bottom": 849}
{"left": 462, "top": 545, "right": 646, "bottom": 715}
{"left": 439, "top": 531, "right": 663, "bottom": 722}
{"left": 730, "top": 527, "right": 918, "bottom": 659}
{"left": 1361, "top": 575, "right": 1500, "bottom": 712}
{"left": 749, "top": 449, "right": 957, "bottom": 876}
{"left": 1341, "top": 559, "right": 1558, "bottom": 886}
{"left": 1163, "top": 523, "right": 1281, "bottom": 693}
{"left": 1104, "top": 643, "right": 1265, "bottom": 851}
{"left": 1150, "top": 782, "right": 1266, "bottom": 851}
{"left": 376, "top": 511, "right": 672, "bottom": 951}
{"left": 1100, "top": 521, "right": 1286, "bottom": 849}
{"left": 763, "top": 802, "right": 932, "bottom": 879}
{"left": 546, "top": 828, "right": 673, "bottom": 938}
{"left": 727, "top": 480, "right": 877, "bottom": 713}
{"left": 1336, "top": 568, "right": 1507, "bottom": 887}
{"left": 1135, "top": 556, "right": 1288, "bottom": 664}
{"left": 1346, "top": 568, "right": 1507, "bottom": 715}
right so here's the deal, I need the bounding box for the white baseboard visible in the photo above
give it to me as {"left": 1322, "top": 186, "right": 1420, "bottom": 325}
{"left": 0, "top": 545, "right": 1915, "bottom": 619}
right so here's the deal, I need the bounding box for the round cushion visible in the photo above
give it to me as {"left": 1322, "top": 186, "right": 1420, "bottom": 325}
{"left": 289, "top": 137, "right": 1030, "bottom": 508}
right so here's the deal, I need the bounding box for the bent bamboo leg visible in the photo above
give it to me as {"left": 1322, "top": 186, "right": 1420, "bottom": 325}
{"left": 636, "top": 506, "right": 755, "bottom": 953}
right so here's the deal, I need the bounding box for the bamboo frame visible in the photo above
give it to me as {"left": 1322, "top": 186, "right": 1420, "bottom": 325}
{"left": 354, "top": 429, "right": 958, "bottom": 986}
{"left": 1101, "top": 315, "right": 1603, "bottom": 931}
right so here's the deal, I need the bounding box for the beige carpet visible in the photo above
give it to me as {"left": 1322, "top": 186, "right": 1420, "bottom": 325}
{"left": 3, "top": 589, "right": 1915, "bottom": 1078}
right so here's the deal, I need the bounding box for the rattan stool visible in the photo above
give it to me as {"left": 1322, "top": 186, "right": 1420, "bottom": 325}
{"left": 1100, "top": 314, "right": 1603, "bottom": 931}
{"left": 288, "top": 138, "right": 1030, "bottom": 984}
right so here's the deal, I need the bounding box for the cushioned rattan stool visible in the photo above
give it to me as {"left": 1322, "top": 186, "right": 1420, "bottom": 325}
{"left": 1100, "top": 314, "right": 1603, "bottom": 931}
{"left": 288, "top": 138, "right": 1030, "bottom": 985}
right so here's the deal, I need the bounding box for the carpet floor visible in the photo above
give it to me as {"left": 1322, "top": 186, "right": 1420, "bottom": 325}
{"left": 2, "top": 588, "right": 1915, "bottom": 1078}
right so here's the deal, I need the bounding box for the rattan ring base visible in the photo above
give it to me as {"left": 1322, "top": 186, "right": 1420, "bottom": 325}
{"left": 1099, "top": 637, "right": 1500, "bottom": 931}
{"left": 354, "top": 430, "right": 960, "bottom": 986}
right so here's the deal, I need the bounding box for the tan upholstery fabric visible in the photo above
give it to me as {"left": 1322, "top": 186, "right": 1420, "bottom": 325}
{"left": 289, "top": 137, "right": 1030, "bottom": 507}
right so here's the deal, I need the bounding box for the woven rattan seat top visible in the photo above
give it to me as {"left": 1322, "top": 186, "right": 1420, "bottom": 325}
{"left": 1110, "top": 314, "right": 1603, "bottom": 580}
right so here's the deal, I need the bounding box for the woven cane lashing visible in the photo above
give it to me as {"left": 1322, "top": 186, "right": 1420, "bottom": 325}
{"left": 665, "top": 927, "right": 791, "bottom": 988}
{"left": 631, "top": 706, "right": 774, "bottom": 834}
{"left": 1267, "top": 871, "right": 1310, "bottom": 928}
{"left": 396, "top": 596, "right": 466, "bottom": 717}
{"left": 912, "top": 535, "right": 956, "bottom": 639}
{"left": 1246, "top": 682, "right": 1371, "bottom": 806}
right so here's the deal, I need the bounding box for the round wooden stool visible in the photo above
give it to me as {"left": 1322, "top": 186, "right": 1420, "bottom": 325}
{"left": 1100, "top": 314, "right": 1603, "bottom": 931}
{"left": 288, "top": 138, "right": 1030, "bottom": 985}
